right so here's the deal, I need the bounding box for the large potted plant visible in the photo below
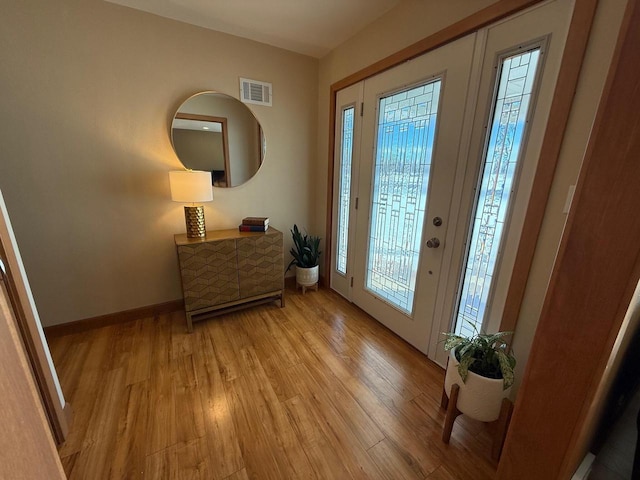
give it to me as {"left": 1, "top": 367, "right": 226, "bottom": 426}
{"left": 442, "top": 325, "right": 516, "bottom": 423}
{"left": 286, "top": 225, "right": 321, "bottom": 291}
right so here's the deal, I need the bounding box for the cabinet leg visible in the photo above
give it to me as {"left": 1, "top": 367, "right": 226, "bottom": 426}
{"left": 280, "top": 293, "right": 285, "bottom": 307}
{"left": 442, "top": 383, "right": 461, "bottom": 444}
{"left": 186, "top": 312, "right": 193, "bottom": 333}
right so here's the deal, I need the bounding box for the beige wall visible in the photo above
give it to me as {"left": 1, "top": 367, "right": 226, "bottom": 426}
{"left": 316, "top": 0, "right": 627, "bottom": 397}
{"left": 0, "top": 0, "right": 318, "bottom": 326}
{"left": 172, "top": 129, "right": 225, "bottom": 172}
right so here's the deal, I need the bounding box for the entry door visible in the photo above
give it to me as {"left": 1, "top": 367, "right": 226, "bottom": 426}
{"left": 332, "top": 0, "right": 573, "bottom": 359}
{"left": 350, "top": 33, "right": 478, "bottom": 354}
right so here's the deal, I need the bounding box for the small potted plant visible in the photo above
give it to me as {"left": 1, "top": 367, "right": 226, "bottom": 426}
{"left": 286, "top": 225, "right": 321, "bottom": 292}
{"left": 442, "top": 324, "right": 516, "bottom": 422}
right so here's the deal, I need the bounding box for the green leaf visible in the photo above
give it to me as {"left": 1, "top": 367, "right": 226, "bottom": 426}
{"left": 287, "top": 224, "right": 322, "bottom": 270}
{"left": 443, "top": 335, "right": 466, "bottom": 352}
{"left": 457, "top": 355, "right": 475, "bottom": 383}
{"left": 496, "top": 351, "right": 515, "bottom": 390}
{"left": 484, "top": 331, "right": 513, "bottom": 346}
{"left": 464, "top": 319, "right": 479, "bottom": 334}
{"left": 459, "top": 342, "right": 475, "bottom": 360}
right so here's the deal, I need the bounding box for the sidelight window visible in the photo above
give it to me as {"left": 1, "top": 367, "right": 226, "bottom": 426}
{"left": 454, "top": 47, "right": 542, "bottom": 336}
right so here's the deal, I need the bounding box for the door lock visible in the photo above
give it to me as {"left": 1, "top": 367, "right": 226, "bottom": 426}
{"left": 433, "top": 216, "right": 443, "bottom": 227}
{"left": 426, "top": 237, "right": 440, "bottom": 249}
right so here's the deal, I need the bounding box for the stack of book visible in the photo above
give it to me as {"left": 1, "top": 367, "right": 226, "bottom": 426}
{"left": 239, "top": 216, "right": 269, "bottom": 232}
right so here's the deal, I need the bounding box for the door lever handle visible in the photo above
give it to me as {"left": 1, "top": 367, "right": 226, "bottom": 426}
{"left": 426, "top": 237, "right": 440, "bottom": 249}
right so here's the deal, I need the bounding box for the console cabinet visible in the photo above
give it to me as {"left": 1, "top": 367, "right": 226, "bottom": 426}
{"left": 175, "top": 227, "right": 284, "bottom": 331}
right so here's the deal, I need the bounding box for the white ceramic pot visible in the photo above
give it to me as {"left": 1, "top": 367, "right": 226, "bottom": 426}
{"left": 296, "top": 265, "right": 319, "bottom": 287}
{"left": 444, "top": 348, "right": 511, "bottom": 422}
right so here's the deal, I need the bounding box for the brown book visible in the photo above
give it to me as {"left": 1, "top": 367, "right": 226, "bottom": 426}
{"left": 242, "top": 216, "right": 269, "bottom": 226}
{"left": 238, "top": 224, "right": 268, "bottom": 232}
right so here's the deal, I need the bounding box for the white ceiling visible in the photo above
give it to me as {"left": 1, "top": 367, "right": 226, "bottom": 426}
{"left": 104, "top": 0, "right": 402, "bottom": 58}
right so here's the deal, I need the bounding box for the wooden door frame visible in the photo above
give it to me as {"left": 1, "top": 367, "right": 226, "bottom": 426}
{"left": 174, "top": 112, "right": 231, "bottom": 187}
{"left": 323, "top": 0, "right": 598, "bottom": 337}
{"left": 0, "top": 272, "right": 67, "bottom": 478}
{"left": 497, "top": 0, "right": 640, "bottom": 475}
{"left": 0, "top": 221, "right": 70, "bottom": 444}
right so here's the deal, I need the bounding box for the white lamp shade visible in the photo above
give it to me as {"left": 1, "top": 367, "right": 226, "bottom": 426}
{"left": 169, "top": 170, "right": 213, "bottom": 203}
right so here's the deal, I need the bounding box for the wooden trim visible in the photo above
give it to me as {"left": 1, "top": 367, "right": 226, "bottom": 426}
{"left": 63, "top": 401, "right": 73, "bottom": 430}
{"left": 497, "top": 0, "right": 640, "bottom": 475}
{"left": 0, "top": 268, "right": 67, "bottom": 478}
{"left": 0, "top": 239, "right": 69, "bottom": 444}
{"left": 499, "top": 0, "right": 599, "bottom": 333}
{"left": 175, "top": 112, "right": 224, "bottom": 123}
{"left": 324, "top": 92, "right": 336, "bottom": 287}
{"left": 220, "top": 117, "right": 231, "bottom": 187}
{"left": 323, "top": 0, "right": 544, "bottom": 287}
{"left": 332, "top": 0, "right": 542, "bottom": 93}
{"left": 174, "top": 113, "right": 231, "bottom": 187}
{"left": 44, "top": 299, "right": 184, "bottom": 338}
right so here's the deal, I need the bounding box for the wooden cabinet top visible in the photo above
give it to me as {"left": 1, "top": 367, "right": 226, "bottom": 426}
{"left": 174, "top": 227, "right": 281, "bottom": 246}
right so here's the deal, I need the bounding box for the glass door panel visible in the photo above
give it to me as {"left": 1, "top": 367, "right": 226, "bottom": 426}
{"left": 454, "top": 47, "right": 542, "bottom": 337}
{"left": 366, "top": 81, "right": 441, "bottom": 315}
{"left": 336, "top": 106, "right": 355, "bottom": 275}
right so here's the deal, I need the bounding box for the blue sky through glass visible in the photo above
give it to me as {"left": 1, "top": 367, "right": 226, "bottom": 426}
{"left": 366, "top": 80, "right": 441, "bottom": 315}
{"left": 455, "top": 48, "right": 541, "bottom": 337}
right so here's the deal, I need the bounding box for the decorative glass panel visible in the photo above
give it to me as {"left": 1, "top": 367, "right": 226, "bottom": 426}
{"left": 336, "top": 106, "right": 355, "bottom": 275}
{"left": 454, "top": 48, "right": 541, "bottom": 337}
{"left": 366, "top": 80, "right": 441, "bottom": 315}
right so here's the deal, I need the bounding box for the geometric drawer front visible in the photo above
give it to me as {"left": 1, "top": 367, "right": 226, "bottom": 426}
{"left": 177, "top": 239, "right": 239, "bottom": 312}
{"left": 175, "top": 227, "right": 285, "bottom": 331}
{"left": 237, "top": 231, "right": 284, "bottom": 298}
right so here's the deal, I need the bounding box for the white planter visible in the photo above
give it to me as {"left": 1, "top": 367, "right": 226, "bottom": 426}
{"left": 444, "top": 349, "right": 511, "bottom": 422}
{"left": 296, "top": 265, "right": 319, "bottom": 287}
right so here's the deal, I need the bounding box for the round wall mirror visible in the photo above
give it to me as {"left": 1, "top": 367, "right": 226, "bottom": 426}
{"left": 171, "top": 91, "right": 265, "bottom": 187}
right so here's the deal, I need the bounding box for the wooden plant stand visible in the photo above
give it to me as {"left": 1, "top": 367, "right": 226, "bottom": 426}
{"left": 440, "top": 383, "right": 514, "bottom": 462}
{"left": 297, "top": 282, "right": 318, "bottom": 295}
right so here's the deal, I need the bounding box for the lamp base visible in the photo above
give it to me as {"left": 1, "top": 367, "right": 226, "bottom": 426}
{"left": 184, "top": 205, "right": 206, "bottom": 238}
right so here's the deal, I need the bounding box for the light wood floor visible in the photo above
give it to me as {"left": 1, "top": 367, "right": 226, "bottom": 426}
{"left": 48, "top": 286, "right": 497, "bottom": 480}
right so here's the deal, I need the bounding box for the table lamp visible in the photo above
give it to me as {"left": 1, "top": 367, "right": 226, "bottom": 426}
{"left": 169, "top": 170, "right": 213, "bottom": 238}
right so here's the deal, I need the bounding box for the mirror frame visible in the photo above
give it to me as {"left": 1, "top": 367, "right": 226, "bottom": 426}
{"left": 171, "top": 91, "right": 264, "bottom": 188}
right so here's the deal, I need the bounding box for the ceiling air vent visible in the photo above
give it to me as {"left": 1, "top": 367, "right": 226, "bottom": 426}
{"left": 240, "top": 78, "right": 272, "bottom": 107}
